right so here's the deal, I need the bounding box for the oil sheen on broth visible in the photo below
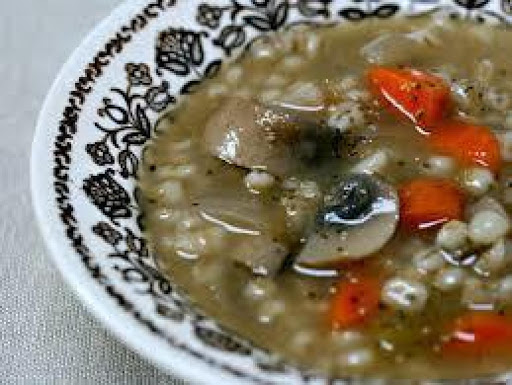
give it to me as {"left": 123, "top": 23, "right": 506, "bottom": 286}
{"left": 139, "top": 15, "right": 512, "bottom": 379}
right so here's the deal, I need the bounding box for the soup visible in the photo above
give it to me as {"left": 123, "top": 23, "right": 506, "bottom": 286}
{"left": 139, "top": 15, "right": 512, "bottom": 379}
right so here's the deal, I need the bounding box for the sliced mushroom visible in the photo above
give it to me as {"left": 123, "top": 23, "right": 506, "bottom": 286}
{"left": 195, "top": 194, "right": 292, "bottom": 276}
{"left": 203, "top": 98, "right": 297, "bottom": 176}
{"left": 230, "top": 234, "right": 290, "bottom": 276}
{"left": 197, "top": 195, "right": 288, "bottom": 236}
{"left": 203, "top": 98, "right": 329, "bottom": 177}
{"left": 296, "top": 174, "right": 399, "bottom": 268}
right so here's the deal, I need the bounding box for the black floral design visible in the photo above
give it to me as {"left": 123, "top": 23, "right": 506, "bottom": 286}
{"left": 93, "top": 221, "right": 122, "bottom": 245}
{"left": 118, "top": 149, "right": 139, "bottom": 178}
{"left": 242, "top": 2, "right": 290, "bottom": 31}
{"left": 339, "top": 4, "right": 400, "bottom": 20}
{"left": 126, "top": 63, "right": 153, "bottom": 86}
{"left": 297, "top": 0, "right": 332, "bottom": 18}
{"left": 91, "top": 63, "right": 175, "bottom": 179}
{"left": 211, "top": 1, "right": 289, "bottom": 54}
{"left": 155, "top": 27, "right": 224, "bottom": 93}
{"left": 213, "top": 25, "right": 246, "bottom": 55}
{"left": 125, "top": 227, "right": 149, "bottom": 258}
{"left": 83, "top": 170, "right": 132, "bottom": 221}
{"left": 197, "top": 3, "right": 225, "bottom": 28}
{"left": 101, "top": 226, "right": 186, "bottom": 320}
{"left": 145, "top": 80, "right": 173, "bottom": 112}
{"left": 201, "top": 0, "right": 332, "bottom": 55}
{"left": 86, "top": 141, "right": 115, "bottom": 166}
{"left": 51, "top": 1, "right": 512, "bottom": 385}
{"left": 156, "top": 28, "right": 206, "bottom": 76}
{"left": 454, "top": 0, "right": 490, "bottom": 10}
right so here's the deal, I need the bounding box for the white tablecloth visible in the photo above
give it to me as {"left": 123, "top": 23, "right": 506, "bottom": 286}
{"left": 0, "top": 1, "right": 186, "bottom": 383}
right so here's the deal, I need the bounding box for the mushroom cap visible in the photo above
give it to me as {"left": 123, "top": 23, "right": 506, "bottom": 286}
{"left": 296, "top": 175, "right": 399, "bottom": 268}
{"left": 202, "top": 98, "right": 330, "bottom": 177}
{"left": 203, "top": 98, "right": 300, "bottom": 177}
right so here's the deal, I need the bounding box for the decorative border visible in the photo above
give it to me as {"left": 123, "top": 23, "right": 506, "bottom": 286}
{"left": 51, "top": 0, "right": 512, "bottom": 384}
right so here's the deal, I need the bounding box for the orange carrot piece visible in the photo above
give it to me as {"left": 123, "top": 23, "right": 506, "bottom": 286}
{"left": 367, "top": 67, "right": 451, "bottom": 130}
{"left": 429, "top": 120, "right": 502, "bottom": 173}
{"left": 399, "top": 178, "right": 465, "bottom": 231}
{"left": 442, "top": 312, "right": 512, "bottom": 356}
{"left": 329, "top": 276, "right": 381, "bottom": 330}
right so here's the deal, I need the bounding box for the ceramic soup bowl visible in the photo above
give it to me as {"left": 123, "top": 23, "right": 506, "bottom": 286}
{"left": 31, "top": 0, "right": 512, "bottom": 383}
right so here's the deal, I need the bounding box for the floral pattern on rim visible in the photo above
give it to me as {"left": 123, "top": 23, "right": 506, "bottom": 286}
{"left": 155, "top": 27, "right": 223, "bottom": 93}
{"left": 126, "top": 63, "right": 153, "bottom": 86}
{"left": 196, "top": 0, "right": 332, "bottom": 55}
{"left": 338, "top": 3, "right": 400, "bottom": 20}
{"left": 83, "top": 169, "right": 132, "bottom": 222}
{"left": 86, "top": 141, "right": 115, "bottom": 166}
{"left": 49, "top": 0, "right": 512, "bottom": 384}
{"left": 197, "top": 3, "right": 227, "bottom": 28}
{"left": 89, "top": 63, "right": 175, "bottom": 179}
{"left": 92, "top": 221, "right": 123, "bottom": 246}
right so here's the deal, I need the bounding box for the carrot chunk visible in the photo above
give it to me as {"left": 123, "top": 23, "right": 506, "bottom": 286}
{"left": 399, "top": 178, "right": 465, "bottom": 231}
{"left": 367, "top": 67, "right": 451, "bottom": 130}
{"left": 429, "top": 120, "right": 502, "bottom": 173}
{"left": 329, "top": 276, "right": 381, "bottom": 330}
{"left": 442, "top": 312, "right": 512, "bottom": 356}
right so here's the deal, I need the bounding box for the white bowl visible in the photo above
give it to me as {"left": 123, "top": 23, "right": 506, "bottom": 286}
{"left": 31, "top": 1, "right": 512, "bottom": 384}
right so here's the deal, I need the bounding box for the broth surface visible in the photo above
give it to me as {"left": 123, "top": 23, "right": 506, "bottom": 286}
{"left": 139, "top": 16, "right": 512, "bottom": 379}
